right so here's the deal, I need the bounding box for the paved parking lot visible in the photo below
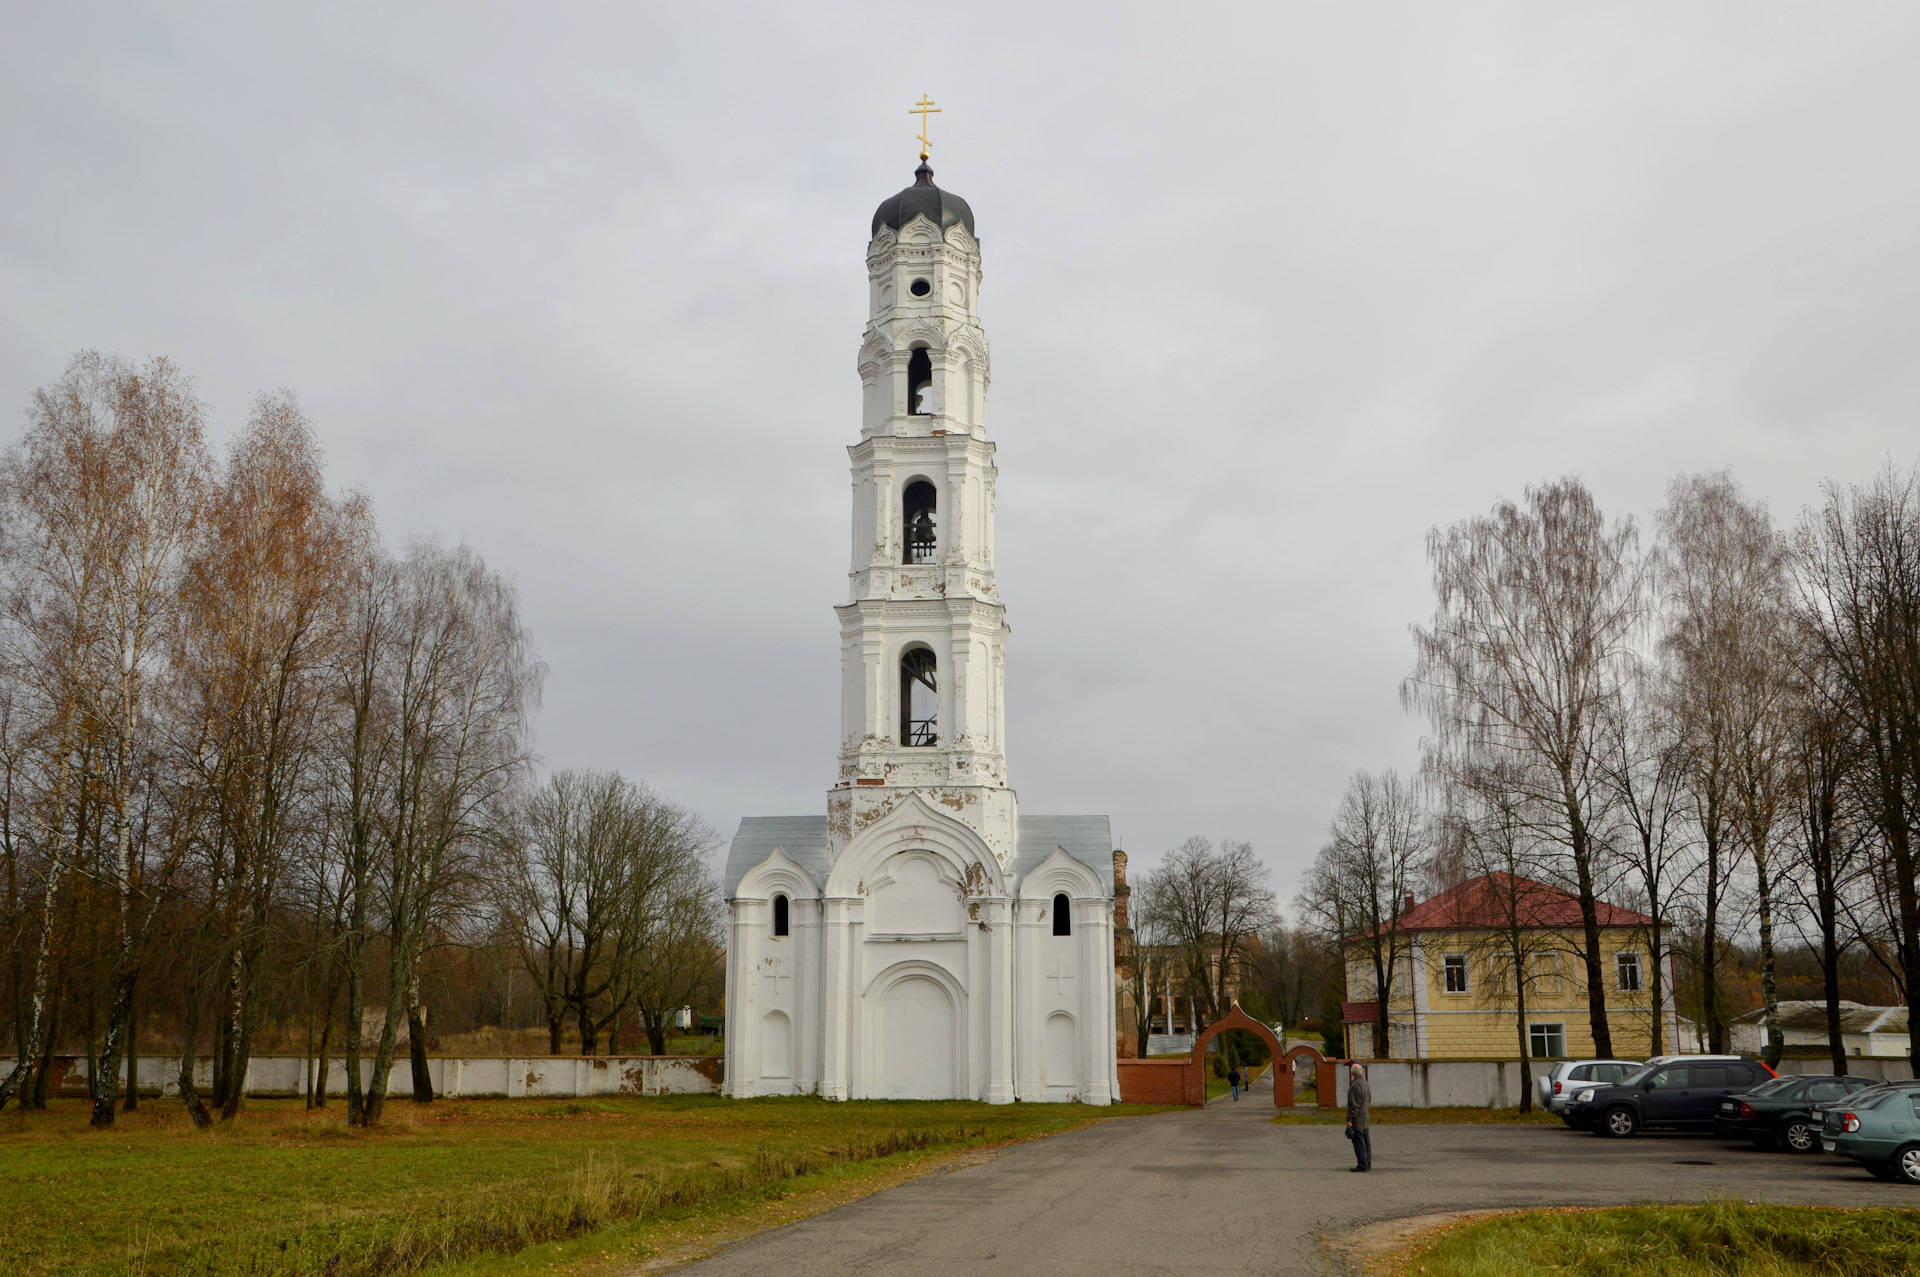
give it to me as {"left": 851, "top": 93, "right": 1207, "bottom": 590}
{"left": 671, "top": 1076, "right": 1915, "bottom": 1277}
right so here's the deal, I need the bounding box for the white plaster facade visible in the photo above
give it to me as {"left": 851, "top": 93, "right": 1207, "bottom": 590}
{"left": 722, "top": 164, "right": 1119, "bottom": 1104}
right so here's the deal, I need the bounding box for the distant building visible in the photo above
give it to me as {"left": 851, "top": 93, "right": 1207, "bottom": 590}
{"left": 1340, "top": 873, "right": 1680, "bottom": 1060}
{"left": 1728, "top": 1001, "right": 1910, "bottom": 1059}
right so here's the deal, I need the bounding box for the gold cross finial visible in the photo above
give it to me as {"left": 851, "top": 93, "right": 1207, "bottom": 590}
{"left": 909, "top": 94, "right": 941, "bottom": 161}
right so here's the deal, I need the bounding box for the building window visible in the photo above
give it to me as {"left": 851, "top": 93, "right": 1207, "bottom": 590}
{"left": 1052, "top": 893, "right": 1072, "bottom": 936}
{"left": 1529, "top": 1023, "right": 1566, "bottom": 1059}
{"left": 1533, "top": 952, "right": 1561, "bottom": 994}
{"left": 900, "top": 646, "right": 938, "bottom": 746}
{"left": 1389, "top": 1022, "right": 1418, "bottom": 1059}
{"left": 772, "top": 894, "right": 790, "bottom": 937}
{"left": 1616, "top": 951, "right": 1643, "bottom": 992}
{"left": 1443, "top": 954, "right": 1469, "bottom": 994}
{"left": 903, "top": 480, "right": 937, "bottom": 564}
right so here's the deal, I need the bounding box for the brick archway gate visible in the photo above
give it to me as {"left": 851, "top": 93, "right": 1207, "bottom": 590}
{"left": 1185, "top": 1002, "right": 1338, "bottom": 1110}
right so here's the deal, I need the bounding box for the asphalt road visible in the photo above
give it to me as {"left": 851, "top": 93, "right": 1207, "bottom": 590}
{"left": 673, "top": 1073, "right": 1914, "bottom": 1276}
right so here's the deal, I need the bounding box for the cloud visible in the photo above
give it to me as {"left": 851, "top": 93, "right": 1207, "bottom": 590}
{"left": 2, "top": 1, "right": 1916, "bottom": 900}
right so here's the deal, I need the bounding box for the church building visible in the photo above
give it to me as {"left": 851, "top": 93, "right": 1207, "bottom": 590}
{"left": 721, "top": 150, "right": 1120, "bottom": 1103}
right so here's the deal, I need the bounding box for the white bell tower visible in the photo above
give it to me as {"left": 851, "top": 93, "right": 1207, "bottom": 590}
{"left": 720, "top": 139, "right": 1119, "bottom": 1107}
{"left": 828, "top": 159, "right": 1015, "bottom": 863}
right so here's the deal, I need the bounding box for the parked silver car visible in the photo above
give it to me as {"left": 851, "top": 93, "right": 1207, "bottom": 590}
{"left": 1539, "top": 1059, "right": 1638, "bottom": 1121}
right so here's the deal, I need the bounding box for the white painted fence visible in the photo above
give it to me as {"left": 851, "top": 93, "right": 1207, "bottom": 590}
{"left": 1776, "top": 1057, "right": 1915, "bottom": 1083}
{"left": 1328, "top": 1059, "right": 1557, "bottom": 1109}
{"left": 1, "top": 1054, "right": 723, "bottom": 1099}
{"left": 1325, "top": 1055, "right": 1918, "bottom": 1109}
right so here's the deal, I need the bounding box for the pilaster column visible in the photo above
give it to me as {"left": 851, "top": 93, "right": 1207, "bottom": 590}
{"left": 982, "top": 894, "right": 1014, "bottom": 1103}
{"left": 818, "top": 897, "right": 852, "bottom": 1100}
{"left": 727, "top": 905, "right": 758, "bottom": 1097}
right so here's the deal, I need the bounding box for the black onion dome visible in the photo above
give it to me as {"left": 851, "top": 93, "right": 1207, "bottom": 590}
{"left": 871, "top": 162, "right": 976, "bottom": 239}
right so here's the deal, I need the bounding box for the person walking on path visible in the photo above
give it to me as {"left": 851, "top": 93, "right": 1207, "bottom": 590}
{"left": 1228, "top": 1067, "right": 1241, "bottom": 1101}
{"left": 1345, "top": 1063, "right": 1372, "bottom": 1172}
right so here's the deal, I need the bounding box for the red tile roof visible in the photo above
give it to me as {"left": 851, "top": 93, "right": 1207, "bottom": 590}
{"left": 1370, "top": 872, "right": 1654, "bottom": 936}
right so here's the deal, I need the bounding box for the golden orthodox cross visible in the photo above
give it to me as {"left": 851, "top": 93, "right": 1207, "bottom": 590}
{"left": 909, "top": 94, "right": 941, "bottom": 160}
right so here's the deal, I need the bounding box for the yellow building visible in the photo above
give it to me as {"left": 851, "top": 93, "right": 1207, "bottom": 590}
{"left": 1340, "top": 873, "right": 1679, "bottom": 1061}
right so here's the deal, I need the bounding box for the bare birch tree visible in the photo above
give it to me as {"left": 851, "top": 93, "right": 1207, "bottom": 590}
{"left": 1404, "top": 477, "right": 1643, "bottom": 1058}
{"left": 1598, "top": 668, "right": 1691, "bottom": 1057}
{"left": 1796, "top": 465, "right": 1920, "bottom": 1070}
{"left": 0, "top": 354, "right": 209, "bottom": 1115}
{"left": 362, "top": 541, "right": 538, "bottom": 1120}
{"left": 1297, "top": 770, "right": 1428, "bottom": 1057}
{"left": 1140, "top": 836, "right": 1277, "bottom": 1029}
{"left": 1657, "top": 472, "right": 1798, "bottom": 1066}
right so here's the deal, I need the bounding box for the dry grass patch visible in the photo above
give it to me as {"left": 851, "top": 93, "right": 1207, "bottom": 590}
{"left": 2, "top": 1093, "right": 1166, "bottom": 1277}
{"left": 1376, "top": 1203, "right": 1920, "bottom": 1276}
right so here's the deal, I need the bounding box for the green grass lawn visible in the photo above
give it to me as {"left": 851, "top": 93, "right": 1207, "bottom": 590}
{"left": 1387, "top": 1203, "right": 1920, "bottom": 1276}
{"left": 2, "top": 1093, "right": 1167, "bottom": 1277}
{"left": 1273, "top": 1104, "right": 1562, "bottom": 1125}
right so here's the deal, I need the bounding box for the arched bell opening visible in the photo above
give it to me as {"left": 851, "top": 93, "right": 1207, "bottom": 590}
{"left": 907, "top": 345, "right": 933, "bottom": 415}
{"left": 1052, "top": 893, "right": 1072, "bottom": 937}
{"left": 899, "top": 645, "right": 938, "bottom": 747}
{"left": 903, "top": 480, "right": 937, "bottom": 564}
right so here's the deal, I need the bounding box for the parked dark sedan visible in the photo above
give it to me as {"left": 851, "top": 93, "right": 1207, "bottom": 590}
{"left": 1821, "top": 1082, "right": 1920, "bottom": 1183}
{"left": 1714, "top": 1074, "right": 1875, "bottom": 1151}
{"left": 1565, "top": 1057, "right": 1776, "bottom": 1137}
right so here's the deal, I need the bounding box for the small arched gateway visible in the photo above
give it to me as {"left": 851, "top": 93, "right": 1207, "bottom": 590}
{"left": 1117, "top": 1001, "right": 1339, "bottom": 1108}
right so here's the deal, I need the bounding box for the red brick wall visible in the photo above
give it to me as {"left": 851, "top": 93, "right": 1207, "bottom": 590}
{"left": 1117, "top": 1058, "right": 1201, "bottom": 1106}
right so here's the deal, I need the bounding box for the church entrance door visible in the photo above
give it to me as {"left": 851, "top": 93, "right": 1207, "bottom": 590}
{"left": 874, "top": 973, "right": 958, "bottom": 1099}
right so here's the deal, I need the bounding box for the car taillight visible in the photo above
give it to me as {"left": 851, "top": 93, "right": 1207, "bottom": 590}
{"left": 1738, "top": 1101, "right": 1756, "bottom": 1118}
{"left": 1842, "top": 1113, "right": 1861, "bottom": 1133}
{"left": 1554, "top": 1081, "right": 1562, "bottom": 1094}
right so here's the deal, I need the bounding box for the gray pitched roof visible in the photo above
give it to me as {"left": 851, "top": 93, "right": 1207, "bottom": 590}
{"left": 1011, "top": 815, "right": 1115, "bottom": 897}
{"left": 722, "top": 811, "right": 1113, "bottom": 899}
{"left": 1731, "top": 1000, "right": 1909, "bottom": 1036}
{"left": 723, "top": 816, "right": 830, "bottom": 898}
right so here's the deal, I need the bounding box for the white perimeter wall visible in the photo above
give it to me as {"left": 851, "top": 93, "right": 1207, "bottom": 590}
{"left": 1327, "top": 1056, "right": 1919, "bottom": 1109}
{"left": 1, "top": 1055, "right": 722, "bottom": 1098}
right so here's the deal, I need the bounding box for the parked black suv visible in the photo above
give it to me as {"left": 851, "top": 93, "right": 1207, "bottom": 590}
{"left": 1564, "top": 1057, "right": 1776, "bottom": 1137}
{"left": 1713, "top": 1073, "right": 1876, "bottom": 1151}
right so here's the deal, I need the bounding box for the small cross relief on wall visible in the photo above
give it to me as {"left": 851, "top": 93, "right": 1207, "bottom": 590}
{"left": 761, "top": 957, "right": 792, "bottom": 996}
{"left": 1045, "top": 956, "right": 1075, "bottom": 999}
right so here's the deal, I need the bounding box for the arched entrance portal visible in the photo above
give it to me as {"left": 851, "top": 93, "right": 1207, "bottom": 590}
{"left": 1188, "top": 1002, "right": 1338, "bottom": 1109}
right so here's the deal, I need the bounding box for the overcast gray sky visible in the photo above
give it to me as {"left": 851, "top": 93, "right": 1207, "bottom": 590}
{"left": 4, "top": 3, "right": 1916, "bottom": 901}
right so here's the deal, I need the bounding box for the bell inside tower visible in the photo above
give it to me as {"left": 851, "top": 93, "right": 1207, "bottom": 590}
{"left": 907, "top": 346, "right": 933, "bottom": 415}
{"left": 903, "top": 480, "right": 937, "bottom": 564}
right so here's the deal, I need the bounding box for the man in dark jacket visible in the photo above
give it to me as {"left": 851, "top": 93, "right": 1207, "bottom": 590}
{"left": 1345, "top": 1063, "right": 1372, "bottom": 1172}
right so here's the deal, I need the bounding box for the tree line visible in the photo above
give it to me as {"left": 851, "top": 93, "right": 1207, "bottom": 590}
{"left": 0, "top": 352, "right": 722, "bottom": 1128}
{"left": 1299, "top": 465, "right": 1920, "bottom": 1074}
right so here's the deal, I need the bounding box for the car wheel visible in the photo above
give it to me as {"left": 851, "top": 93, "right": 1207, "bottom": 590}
{"left": 1781, "top": 1121, "right": 1817, "bottom": 1154}
{"left": 1896, "top": 1145, "right": 1920, "bottom": 1186}
{"left": 1602, "top": 1106, "right": 1638, "bottom": 1139}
